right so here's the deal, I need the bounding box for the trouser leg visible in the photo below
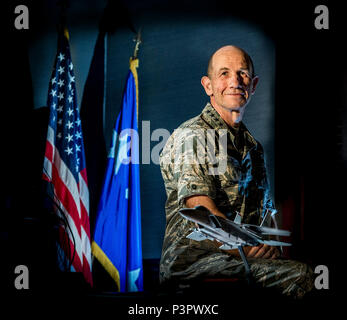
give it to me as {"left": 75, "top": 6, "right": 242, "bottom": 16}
{"left": 164, "top": 253, "right": 314, "bottom": 299}
{"left": 248, "top": 258, "right": 314, "bottom": 299}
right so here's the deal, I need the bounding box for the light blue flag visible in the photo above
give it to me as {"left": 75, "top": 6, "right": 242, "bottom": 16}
{"left": 92, "top": 58, "right": 143, "bottom": 292}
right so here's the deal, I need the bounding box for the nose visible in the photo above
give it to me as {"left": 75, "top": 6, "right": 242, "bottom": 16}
{"left": 227, "top": 72, "right": 242, "bottom": 88}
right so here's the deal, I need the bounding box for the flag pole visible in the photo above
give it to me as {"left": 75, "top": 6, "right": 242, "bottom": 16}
{"left": 57, "top": 0, "right": 69, "bottom": 28}
{"left": 132, "top": 27, "right": 142, "bottom": 59}
{"left": 130, "top": 28, "right": 142, "bottom": 121}
{"left": 56, "top": 0, "right": 70, "bottom": 41}
{"left": 92, "top": 26, "right": 144, "bottom": 292}
{"left": 43, "top": 0, "right": 93, "bottom": 286}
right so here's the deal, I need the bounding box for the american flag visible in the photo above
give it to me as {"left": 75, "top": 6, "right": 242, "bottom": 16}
{"left": 42, "top": 29, "right": 93, "bottom": 286}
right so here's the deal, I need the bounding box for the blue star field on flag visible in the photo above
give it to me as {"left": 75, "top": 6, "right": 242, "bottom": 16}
{"left": 43, "top": 29, "right": 93, "bottom": 285}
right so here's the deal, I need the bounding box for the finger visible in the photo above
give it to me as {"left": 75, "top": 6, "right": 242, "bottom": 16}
{"left": 262, "top": 246, "right": 275, "bottom": 259}
{"left": 226, "top": 248, "right": 239, "bottom": 256}
{"left": 274, "top": 248, "right": 281, "bottom": 259}
{"left": 270, "top": 253, "right": 277, "bottom": 259}
{"left": 246, "top": 245, "right": 263, "bottom": 257}
{"left": 269, "top": 247, "right": 281, "bottom": 259}
{"left": 254, "top": 244, "right": 270, "bottom": 258}
{"left": 270, "top": 250, "right": 280, "bottom": 259}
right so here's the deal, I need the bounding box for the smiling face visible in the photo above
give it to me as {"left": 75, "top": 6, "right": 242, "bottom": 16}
{"left": 201, "top": 46, "right": 258, "bottom": 114}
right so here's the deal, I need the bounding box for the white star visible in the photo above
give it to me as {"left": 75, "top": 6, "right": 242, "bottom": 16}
{"left": 58, "top": 66, "right": 65, "bottom": 74}
{"left": 65, "top": 133, "right": 73, "bottom": 142}
{"left": 75, "top": 144, "right": 81, "bottom": 152}
{"left": 69, "top": 62, "right": 73, "bottom": 70}
{"left": 127, "top": 268, "right": 141, "bottom": 292}
{"left": 58, "top": 53, "right": 65, "bottom": 61}
{"left": 57, "top": 132, "right": 62, "bottom": 139}
{"left": 50, "top": 89, "right": 56, "bottom": 97}
{"left": 75, "top": 131, "right": 82, "bottom": 139}
{"left": 67, "top": 108, "right": 74, "bottom": 116}
{"left": 75, "top": 119, "right": 81, "bottom": 126}
{"left": 52, "top": 103, "right": 56, "bottom": 110}
{"left": 65, "top": 146, "right": 73, "bottom": 155}
{"left": 76, "top": 158, "right": 80, "bottom": 165}
{"left": 58, "top": 92, "right": 64, "bottom": 100}
{"left": 52, "top": 116, "right": 56, "bottom": 122}
{"left": 58, "top": 79, "right": 65, "bottom": 87}
{"left": 57, "top": 105, "right": 63, "bottom": 112}
{"left": 69, "top": 74, "right": 75, "bottom": 83}
{"left": 70, "top": 89, "right": 74, "bottom": 96}
{"left": 51, "top": 77, "right": 56, "bottom": 85}
{"left": 68, "top": 96, "right": 73, "bottom": 103}
{"left": 57, "top": 119, "right": 63, "bottom": 125}
{"left": 68, "top": 83, "right": 72, "bottom": 90}
{"left": 114, "top": 134, "right": 130, "bottom": 174}
{"left": 75, "top": 165, "right": 79, "bottom": 173}
{"left": 66, "top": 121, "right": 73, "bottom": 129}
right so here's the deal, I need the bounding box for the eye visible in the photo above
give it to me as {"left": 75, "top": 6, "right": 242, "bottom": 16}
{"left": 221, "top": 71, "right": 228, "bottom": 76}
{"left": 239, "top": 71, "right": 250, "bottom": 78}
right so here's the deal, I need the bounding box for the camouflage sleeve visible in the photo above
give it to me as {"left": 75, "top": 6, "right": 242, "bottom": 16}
{"left": 173, "top": 127, "right": 217, "bottom": 206}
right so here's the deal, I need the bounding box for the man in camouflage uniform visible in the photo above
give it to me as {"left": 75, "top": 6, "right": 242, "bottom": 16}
{"left": 159, "top": 45, "right": 314, "bottom": 298}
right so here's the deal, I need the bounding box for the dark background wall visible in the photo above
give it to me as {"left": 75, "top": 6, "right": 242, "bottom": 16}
{"left": 28, "top": 0, "right": 106, "bottom": 109}
{"left": 3, "top": 0, "right": 347, "bottom": 294}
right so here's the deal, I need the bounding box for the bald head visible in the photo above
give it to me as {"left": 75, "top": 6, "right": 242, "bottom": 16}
{"left": 207, "top": 45, "right": 255, "bottom": 79}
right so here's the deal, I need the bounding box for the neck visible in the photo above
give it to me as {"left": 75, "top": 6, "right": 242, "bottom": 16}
{"left": 210, "top": 101, "right": 244, "bottom": 128}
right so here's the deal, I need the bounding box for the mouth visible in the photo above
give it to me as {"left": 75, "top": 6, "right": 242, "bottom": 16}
{"left": 225, "top": 90, "right": 245, "bottom": 95}
{"left": 225, "top": 93, "right": 245, "bottom": 97}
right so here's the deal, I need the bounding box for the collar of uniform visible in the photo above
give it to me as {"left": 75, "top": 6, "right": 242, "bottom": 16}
{"left": 201, "top": 102, "right": 258, "bottom": 155}
{"left": 201, "top": 102, "right": 229, "bottom": 131}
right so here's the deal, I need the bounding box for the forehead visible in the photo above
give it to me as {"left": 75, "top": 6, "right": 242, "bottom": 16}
{"left": 212, "top": 49, "right": 250, "bottom": 72}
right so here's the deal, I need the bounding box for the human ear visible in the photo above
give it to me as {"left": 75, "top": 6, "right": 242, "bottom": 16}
{"left": 250, "top": 76, "right": 259, "bottom": 94}
{"left": 201, "top": 76, "right": 213, "bottom": 96}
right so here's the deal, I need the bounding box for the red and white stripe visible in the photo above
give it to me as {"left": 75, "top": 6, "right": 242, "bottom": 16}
{"left": 43, "top": 126, "right": 93, "bottom": 285}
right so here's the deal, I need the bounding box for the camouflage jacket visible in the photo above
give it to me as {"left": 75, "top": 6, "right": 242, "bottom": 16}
{"left": 159, "top": 102, "right": 275, "bottom": 282}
